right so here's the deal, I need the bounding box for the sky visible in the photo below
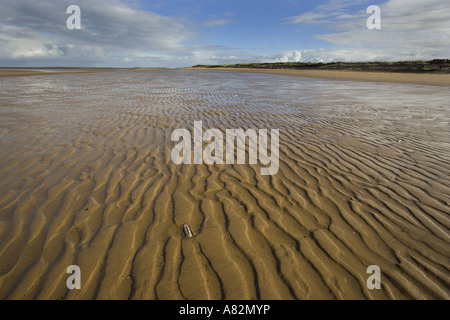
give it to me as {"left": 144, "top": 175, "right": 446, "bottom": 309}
{"left": 0, "top": 0, "right": 449, "bottom": 67}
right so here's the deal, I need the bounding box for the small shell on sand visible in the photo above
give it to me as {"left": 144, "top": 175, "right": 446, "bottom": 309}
{"left": 183, "top": 224, "right": 193, "bottom": 238}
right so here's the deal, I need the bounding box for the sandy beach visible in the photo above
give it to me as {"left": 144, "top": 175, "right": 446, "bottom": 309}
{"left": 0, "top": 69, "right": 449, "bottom": 300}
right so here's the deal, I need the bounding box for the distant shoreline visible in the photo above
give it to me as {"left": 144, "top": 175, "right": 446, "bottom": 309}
{"left": 187, "top": 67, "right": 450, "bottom": 86}
{"left": 190, "top": 60, "right": 450, "bottom": 74}
{"left": 0, "top": 67, "right": 172, "bottom": 78}
{"left": 0, "top": 68, "right": 120, "bottom": 78}
{"left": 188, "top": 60, "right": 450, "bottom": 86}
{"left": 2, "top": 63, "right": 450, "bottom": 86}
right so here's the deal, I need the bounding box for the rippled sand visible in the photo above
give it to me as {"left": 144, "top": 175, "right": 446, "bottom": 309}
{"left": 0, "top": 70, "right": 449, "bottom": 300}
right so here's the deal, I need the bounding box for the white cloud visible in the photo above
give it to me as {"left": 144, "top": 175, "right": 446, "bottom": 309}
{"left": 0, "top": 25, "right": 65, "bottom": 60}
{"left": 285, "top": 12, "right": 329, "bottom": 25}
{"left": 179, "top": 47, "right": 383, "bottom": 66}
{"left": 262, "top": 48, "right": 385, "bottom": 63}
{"left": 268, "top": 50, "right": 303, "bottom": 63}
{"left": 0, "top": 0, "right": 195, "bottom": 66}
{"left": 284, "top": 0, "right": 450, "bottom": 61}
{"left": 203, "top": 19, "right": 232, "bottom": 27}
{"left": 285, "top": 0, "right": 368, "bottom": 27}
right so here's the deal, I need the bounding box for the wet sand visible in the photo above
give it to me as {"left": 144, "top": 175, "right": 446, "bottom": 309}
{"left": 0, "top": 70, "right": 449, "bottom": 300}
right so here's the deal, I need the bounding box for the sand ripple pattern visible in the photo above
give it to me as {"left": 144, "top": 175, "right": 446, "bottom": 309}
{"left": 0, "top": 70, "right": 449, "bottom": 300}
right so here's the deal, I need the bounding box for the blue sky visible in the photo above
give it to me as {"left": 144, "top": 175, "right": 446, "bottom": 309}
{"left": 144, "top": 0, "right": 325, "bottom": 50}
{"left": 0, "top": 0, "right": 449, "bottom": 67}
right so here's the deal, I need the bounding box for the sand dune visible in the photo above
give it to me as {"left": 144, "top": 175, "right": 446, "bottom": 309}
{"left": 0, "top": 70, "right": 449, "bottom": 300}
